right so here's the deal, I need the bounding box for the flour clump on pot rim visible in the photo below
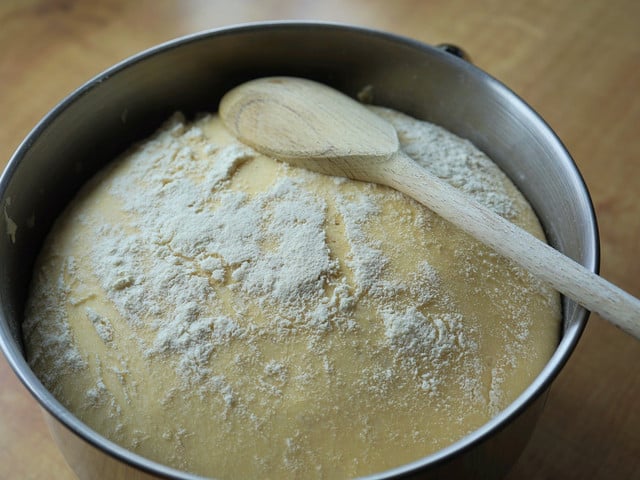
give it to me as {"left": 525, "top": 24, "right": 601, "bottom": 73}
{"left": 23, "top": 107, "right": 561, "bottom": 479}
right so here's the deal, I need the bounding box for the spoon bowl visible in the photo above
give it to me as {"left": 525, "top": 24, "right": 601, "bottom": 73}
{"left": 220, "top": 76, "right": 399, "bottom": 164}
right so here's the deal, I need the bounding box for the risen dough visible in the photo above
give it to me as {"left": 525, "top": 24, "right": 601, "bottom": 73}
{"left": 24, "top": 107, "right": 560, "bottom": 479}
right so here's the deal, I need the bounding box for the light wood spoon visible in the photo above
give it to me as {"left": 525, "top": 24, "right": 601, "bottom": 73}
{"left": 219, "top": 76, "right": 640, "bottom": 338}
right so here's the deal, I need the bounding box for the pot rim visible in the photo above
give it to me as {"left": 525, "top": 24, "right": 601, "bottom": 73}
{"left": 0, "top": 20, "right": 597, "bottom": 479}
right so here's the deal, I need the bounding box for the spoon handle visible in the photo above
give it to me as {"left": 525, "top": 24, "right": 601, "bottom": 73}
{"left": 383, "top": 151, "right": 640, "bottom": 338}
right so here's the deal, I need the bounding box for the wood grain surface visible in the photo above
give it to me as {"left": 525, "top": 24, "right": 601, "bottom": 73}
{"left": 1, "top": 1, "right": 638, "bottom": 479}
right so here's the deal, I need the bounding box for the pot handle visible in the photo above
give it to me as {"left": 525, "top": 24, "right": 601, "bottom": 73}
{"left": 436, "top": 43, "right": 472, "bottom": 63}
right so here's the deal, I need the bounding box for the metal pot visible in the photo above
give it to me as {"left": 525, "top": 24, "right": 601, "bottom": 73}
{"left": 0, "top": 21, "right": 597, "bottom": 480}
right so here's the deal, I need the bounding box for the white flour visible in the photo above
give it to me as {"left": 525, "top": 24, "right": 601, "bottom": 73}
{"left": 22, "top": 106, "right": 552, "bottom": 478}
{"left": 26, "top": 108, "right": 519, "bottom": 396}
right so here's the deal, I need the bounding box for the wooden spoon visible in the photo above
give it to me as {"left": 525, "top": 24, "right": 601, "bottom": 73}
{"left": 219, "top": 76, "right": 640, "bottom": 338}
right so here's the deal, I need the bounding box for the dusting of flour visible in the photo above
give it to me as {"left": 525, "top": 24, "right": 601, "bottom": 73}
{"left": 23, "top": 108, "right": 558, "bottom": 479}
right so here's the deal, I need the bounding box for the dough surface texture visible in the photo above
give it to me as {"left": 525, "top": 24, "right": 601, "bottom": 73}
{"left": 24, "top": 107, "right": 561, "bottom": 479}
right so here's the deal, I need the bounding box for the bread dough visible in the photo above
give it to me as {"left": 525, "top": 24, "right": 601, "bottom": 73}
{"left": 23, "top": 107, "right": 561, "bottom": 479}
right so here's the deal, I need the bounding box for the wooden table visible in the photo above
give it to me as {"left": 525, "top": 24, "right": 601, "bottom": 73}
{"left": 1, "top": 1, "right": 638, "bottom": 478}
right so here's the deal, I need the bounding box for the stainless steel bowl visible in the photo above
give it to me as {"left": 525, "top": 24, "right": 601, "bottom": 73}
{"left": 0, "top": 21, "right": 597, "bottom": 480}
